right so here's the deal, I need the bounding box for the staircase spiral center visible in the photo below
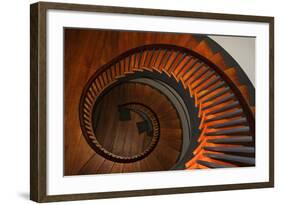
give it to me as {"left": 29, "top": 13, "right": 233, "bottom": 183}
{"left": 81, "top": 81, "right": 183, "bottom": 163}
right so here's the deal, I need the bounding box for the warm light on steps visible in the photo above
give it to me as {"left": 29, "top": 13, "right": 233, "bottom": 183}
{"left": 80, "top": 41, "right": 255, "bottom": 171}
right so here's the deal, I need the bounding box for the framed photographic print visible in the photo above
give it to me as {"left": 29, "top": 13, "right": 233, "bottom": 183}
{"left": 30, "top": 1, "right": 274, "bottom": 202}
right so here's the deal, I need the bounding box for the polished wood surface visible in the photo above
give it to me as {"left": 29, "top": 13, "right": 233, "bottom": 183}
{"left": 64, "top": 28, "right": 255, "bottom": 174}
{"left": 64, "top": 29, "right": 192, "bottom": 175}
{"left": 94, "top": 84, "right": 152, "bottom": 157}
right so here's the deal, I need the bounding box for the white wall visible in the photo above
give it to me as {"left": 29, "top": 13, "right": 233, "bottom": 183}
{"left": 0, "top": 0, "right": 278, "bottom": 204}
{"left": 209, "top": 35, "right": 256, "bottom": 85}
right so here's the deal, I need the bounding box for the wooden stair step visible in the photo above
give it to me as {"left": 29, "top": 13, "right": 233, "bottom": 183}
{"left": 160, "top": 119, "right": 181, "bottom": 129}
{"left": 206, "top": 126, "right": 250, "bottom": 136}
{"left": 151, "top": 48, "right": 162, "bottom": 67}
{"left": 166, "top": 51, "right": 181, "bottom": 72}
{"left": 132, "top": 162, "right": 142, "bottom": 173}
{"left": 147, "top": 48, "right": 158, "bottom": 67}
{"left": 238, "top": 85, "right": 250, "bottom": 103}
{"left": 97, "top": 159, "right": 115, "bottom": 174}
{"left": 198, "top": 81, "right": 226, "bottom": 98}
{"left": 207, "top": 101, "right": 240, "bottom": 115}
{"left": 154, "top": 143, "right": 180, "bottom": 168}
{"left": 204, "top": 153, "right": 255, "bottom": 165}
{"left": 210, "top": 53, "right": 228, "bottom": 71}
{"left": 207, "top": 136, "right": 253, "bottom": 144}
{"left": 160, "top": 128, "right": 182, "bottom": 136}
{"left": 138, "top": 50, "right": 147, "bottom": 68}
{"left": 122, "top": 163, "right": 134, "bottom": 173}
{"left": 78, "top": 154, "right": 105, "bottom": 174}
{"left": 197, "top": 160, "right": 234, "bottom": 168}
{"left": 185, "top": 36, "right": 200, "bottom": 49}
{"left": 123, "top": 162, "right": 141, "bottom": 173}
{"left": 224, "top": 67, "right": 236, "bottom": 76}
{"left": 173, "top": 55, "right": 193, "bottom": 77}
{"left": 208, "top": 117, "right": 247, "bottom": 128}
{"left": 251, "top": 106, "right": 255, "bottom": 115}
{"left": 111, "top": 163, "right": 124, "bottom": 173}
{"left": 181, "top": 60, "right": 201, "bottom": 81}
{"left": 155, "top": 49, "right": 169, "bottom": 69}
{"left": 196, "top": 75, "right": 221, "bottom": 93}
{"left": 139, "top": 158, "right": 151, "bottom": 171}
{"left": 152, "top": 101, "right": 175, "bottom": 115}
{"left": 203, "top": 146, "right": 255, "bottom": 153}
{"left": 161, "top": 136, "right": 182, "bottom": 150}
{"left": 206, "top": 109, "right": 243, "bottom": 122}
{"left": 184, "top": 63, "right": 205, "bottom": 82}
{"left": 171, "top": 72, "right": 180, "bottom": 82}
{"left": 191, "top": 70, "right": 216, "bottom": 90}
{"left": 143, "top": 152, "right": 165, "bottom": 171}
{"left": 202, "top": 93, "right": 235, "bottom": 110}
{"left": 202, "top": 87, "right": 231, "bottom": 104}
{"left": 158, "top": 112, "right": 179, "bottom": 122}
{"left": 190, "top": 66, "right": 209, "bottom": 85}
{"left": 138, "top": 49, "right": 147, "bottom": 67}
{"left": 194, "top": 40, "right": 214, "bottom": 59}
{"left": 224, "top": 67, "right": 241, "bottom": 85}
{"left": 177, "top": 58, "right": 197, "bottom": 78}
{"left": 170, "top": 53, "right": 188, "bottom": 73}
{"left": 161, "top": 51, "right": 174, "bottom": 70}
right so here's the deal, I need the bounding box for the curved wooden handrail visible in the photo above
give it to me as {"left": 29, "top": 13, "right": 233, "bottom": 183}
{"left": 80, "top": 44, "right": 255, "bottom": 142}
{"left": 81, "top": 98, "right": 161, "bottom": 162}
{"left": 79, "top": 43, "right": 255, "bottom": 169}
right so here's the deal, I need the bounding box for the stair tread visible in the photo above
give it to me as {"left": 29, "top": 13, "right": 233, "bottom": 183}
{"left": 202, "top": 94, "right": 236, "bottom": 111}
{"left": 97, "top": 159, "right": 114, "bottom": 174}
{"left": 111, "top": 163, "right": 124, "bottom": 173}
{"left": 210, "top": 53, "right": 228, "bottom": 71}
{"left": 143, "top": 152, "right": 165, "bottom": 171}
{"left": 166, "top": 51, "right": 181, "bottom": 72}
{"left": 238, "top": 85, "right": 250, "bottom": 103}
{"left": 196, "top": 75, "right": 221, "bottom": 93}
{"left": 206, "top": 109, "right": 243, "bottom": 122}
{"left": 208, "top": 117, "right": 247, "bottom": 128}
{"left": 185, "top": 36, "right": 200, "bottom": 49}
{"left": 182, "top": 60, "right": 202, "bottom": 81}
{"left": 207, "top": 101, "right": 240, "bottom": 115}
{"left": 190, "top": 66, "right": 209, "bottom": 85}
{"left": 197, "top": 160, "right": 234, "bottom": 168}
{"left": 203, "top": 146, "right": 255, "bottom": 153}
{"left": 154, "top": 139, "right": 180, "bottom": 165}
{"left": 78, "top": 154, "right": 105, "bottom": 174}
{"left": 204, "top": 153, "right": 255, "bottom": 165}
{"left": 160, "top": 118, "right": 181, "bottom": 129}
{"left": 224, "top": 67, "right": 241, "bottom": 85}
{"left": 192, "top": 70, "right": 216, "bottom": 90}
{"left": 207, "top": 136, "right": 253, "bottom": 143}
{"left": 194, "top": 40, "right": 214, "bottom": 59}
{"left": 206, "top": 126, "right": 250, "bottom": 136}
{"left": 202, "top": 87, "right": 230, "bottom": 103}
{"left": 177, "top": 58, "right": 197, "bottom": 77}
{"left": 198, "top": 81, "right": 225, "bottom": 98}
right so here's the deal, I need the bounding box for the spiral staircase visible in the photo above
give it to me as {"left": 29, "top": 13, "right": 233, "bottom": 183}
{"left": 73, "top": 34, "right": 255, "bottom": 175}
